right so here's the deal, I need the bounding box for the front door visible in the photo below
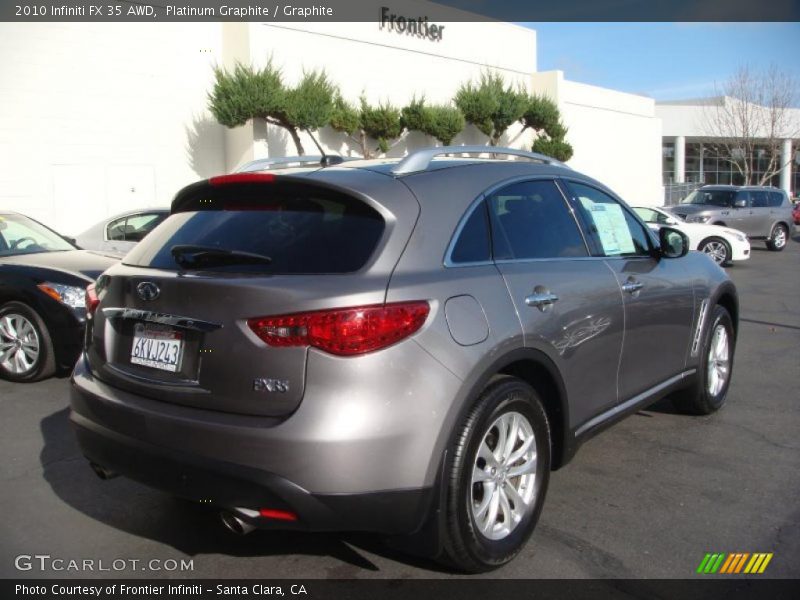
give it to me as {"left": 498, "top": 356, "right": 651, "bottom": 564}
{"left": 562, "top": 180, "right": 696, "bottom": 402}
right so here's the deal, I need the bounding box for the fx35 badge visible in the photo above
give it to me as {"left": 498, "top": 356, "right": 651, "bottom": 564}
{"left": 253, "top": 378, "right": 290, "bottom": 393}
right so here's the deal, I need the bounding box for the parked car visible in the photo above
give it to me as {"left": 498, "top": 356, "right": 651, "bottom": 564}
{"left": 0, "top": 212, "right": 118, "bottom": 381}
{"left": 74, "top": 208, "right": 168, "bottom": 255}
{"left": 632, "top": 205, "right": 749, "bottom": 266}
{"left": 663, "top": 185, "right": 792, "bottom": 252}
{"left": 70, "top": 147, "right": 738, "bottom": 572}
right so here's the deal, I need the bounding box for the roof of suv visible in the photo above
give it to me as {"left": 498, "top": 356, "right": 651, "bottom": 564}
{"left": 234, "top": 147, "right": 574, "bottom": 180}
{"left": 699, "top": 185, "right": 783, "bottom": 191}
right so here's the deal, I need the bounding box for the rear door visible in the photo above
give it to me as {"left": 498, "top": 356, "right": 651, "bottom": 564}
{"left": 563, "top": 180, "right": 696, "bottom": 402}
{"left": 748, "top": 190, "right": 772, "bottom": 236}
{"left": 85, "top": 175, "right": 412, "bottom": 417}
{"left": 487, "top": 178, "right": 624, "bottom": 427}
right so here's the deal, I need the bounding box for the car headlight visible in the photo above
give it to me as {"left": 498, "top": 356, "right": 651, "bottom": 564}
{"left": 687, "top": 215, "right": 711, "bottom": 223}
{"left": 37, "top": 282, "right": 87, "bottom": 309}
{"left": 727, "top": 231, "right": 747, "bottom": 243}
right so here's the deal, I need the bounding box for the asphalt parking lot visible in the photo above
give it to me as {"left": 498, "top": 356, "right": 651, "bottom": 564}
{"left": 1, "top": 235, "right": 798, "bottom": 580}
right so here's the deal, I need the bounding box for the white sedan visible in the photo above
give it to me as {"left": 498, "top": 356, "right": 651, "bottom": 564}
{"left": 633, "top": 206, "right": 750, "bottom": 266}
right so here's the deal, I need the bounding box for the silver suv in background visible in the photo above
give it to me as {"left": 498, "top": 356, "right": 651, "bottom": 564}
{"left": 665, "top": 185, "right": 793, "bottom": 251}
{"left": 70, "top": 148, "right": 739, "bottom": 572}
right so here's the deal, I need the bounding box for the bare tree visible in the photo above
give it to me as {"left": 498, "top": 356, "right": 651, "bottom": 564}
{"left": 703, "top": 65, "right": 798, "bottom": 186}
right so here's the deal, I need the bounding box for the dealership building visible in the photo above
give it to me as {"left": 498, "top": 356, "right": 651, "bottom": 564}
{"left": 0, "top": 6, "right": 795, "bottom": 235}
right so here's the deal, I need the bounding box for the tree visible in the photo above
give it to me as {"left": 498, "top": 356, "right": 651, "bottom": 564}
{"left": 208, "top": 61, "right": 336, "bottom": 155}
{"left": 521, "top": 94, "right": 573, "bottom": 161}
{"left": 401, "top": 97, "right": 465, "bottom": 145}
{"left": 454, "top": 72, "right": 528, "bottom": 146}
{"left": 330, "top": 96, "right": 404, "bottom": 158}
{"left": 703, "top": 65, "right": 798, "bottom": 185}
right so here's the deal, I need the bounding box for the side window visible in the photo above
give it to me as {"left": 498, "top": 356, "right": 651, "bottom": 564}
{"left": 124, "top": 213, "right": 166, "bottom": 242}
{"left": 735, "top": 191, "right": 750, "bottom": 207}
{"left": 750, "top": 191, "right": 769, "bottom": 208}
{"left": 106, "top": 216, "right": 128, "bottom": 241}
{"left": 768, "top": 191, "right": 785, "bottom": 207}
{"left": 450, "top": 203, "right": 491, "bottom": 264}
{"left": 567, "top": 182, "right": 652, "bottom": 258}
{"left": 486, "top": 179, "right": 587, "bottom": 260}
{"left": 633, "top": 207, "right": 670, "bottom": 224}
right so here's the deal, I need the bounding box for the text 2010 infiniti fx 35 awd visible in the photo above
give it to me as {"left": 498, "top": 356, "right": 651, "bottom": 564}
{"left": 70, "top": 147, "right": 738, "bottom": 572}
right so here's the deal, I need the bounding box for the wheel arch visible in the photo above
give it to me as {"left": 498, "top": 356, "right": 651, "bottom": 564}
{"left": 713, "top": 282, "right": 739, "bottom": 340}
{"left": 439, "top": 347, "right": 573, "bottom": 476}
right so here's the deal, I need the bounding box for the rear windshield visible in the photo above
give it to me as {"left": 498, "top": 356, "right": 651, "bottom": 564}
{"left": 681, "top": 190, "right": 734, "bottom": 207}
{"left": 124, "top": 189, "right": 384, "bottom": 274}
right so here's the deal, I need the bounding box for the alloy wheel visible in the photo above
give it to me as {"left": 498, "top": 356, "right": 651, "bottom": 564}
{"left": 702, "top": 240, "right": 728, "bottom": 265}
{"left": 706, "top": 323, "right": 730, "bottom": 397}
{"left": 471, "top": 411, "right": 537, "bottom": 541}
{"left": 0, "top": 313, "right": 40, "bottom": 375}
{"left": 772, "top": 226, "right": 787, "bottom": 249}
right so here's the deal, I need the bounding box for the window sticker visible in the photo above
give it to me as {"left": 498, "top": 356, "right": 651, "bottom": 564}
{"left": 579, "top": 198, "right": 635, "bottom": 256}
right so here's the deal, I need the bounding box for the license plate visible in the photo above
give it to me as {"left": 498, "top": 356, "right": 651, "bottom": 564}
{"left": 130, "top": 323, "right": 184, "bottom": 372}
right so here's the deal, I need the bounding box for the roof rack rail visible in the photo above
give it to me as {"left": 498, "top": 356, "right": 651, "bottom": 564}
{"left": 236, "top": 155, "right": 346, "bottom": 173}
{"left": 391, "top": 146, "right": 569, "bottom": 175}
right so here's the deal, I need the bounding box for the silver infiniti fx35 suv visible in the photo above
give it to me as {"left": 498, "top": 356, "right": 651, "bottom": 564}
{"left": 70, "top": 147, "right": 739, "bottom": 572}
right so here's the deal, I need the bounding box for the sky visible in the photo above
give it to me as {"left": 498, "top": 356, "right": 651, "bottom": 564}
{"left": 525, "top": 22, "right": 800, "bottom": 103}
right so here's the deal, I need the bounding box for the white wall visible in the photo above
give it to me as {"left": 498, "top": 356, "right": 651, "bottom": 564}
{"left": 0, "top": 23, "right": 226, "bottom": 235}
{"left": 532, "top": 71, "right": 664, "bottom": 206}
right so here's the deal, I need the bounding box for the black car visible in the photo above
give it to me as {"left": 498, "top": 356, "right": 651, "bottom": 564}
{"left": 0, "top": 212, "right": 118, "bottom": 381}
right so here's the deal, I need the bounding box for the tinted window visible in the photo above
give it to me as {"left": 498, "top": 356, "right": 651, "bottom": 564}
{"left": 486, "top": 180, "right": 587, "bottom": 260}
{"left": 108, "top": 213, "right": 168, "bottom": 242}
{"left": 768, "top": 191, "right": 785, "bottom": 207}
{"left": 682, "top": 189, "right": 735, "bottom": 207}
{"left": 568, "top": 182, "right": 651, "bottom": 257}
{"left": 125, "top": 213, "right": 167, "bottom": 242}
{"left": 106, "top": 216, "right": 128, "bottom": 241}
{"left": 750, "top": 191, "right": 769, "bottom": 208}
{"left": 124, "top": 192, "right": 384, "bottom": 274}
{"left": 451, "top": 203, "right": 490, "bottom": 263}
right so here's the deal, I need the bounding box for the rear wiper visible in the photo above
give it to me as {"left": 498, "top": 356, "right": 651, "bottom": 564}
{"left": 171, "top": 245, "right": 273, "bottom": 269}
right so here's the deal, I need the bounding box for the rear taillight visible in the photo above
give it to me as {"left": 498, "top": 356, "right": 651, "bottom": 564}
{"left": 85, "top": 283, "right": 100, "bottom": 317}
{"left": 247, "top": 301, "right": 430, "bottom": 356}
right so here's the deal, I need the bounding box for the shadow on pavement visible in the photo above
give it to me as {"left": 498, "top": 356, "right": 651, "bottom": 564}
{"left": 38, "top": 407, "right": 447, "bottom": 575}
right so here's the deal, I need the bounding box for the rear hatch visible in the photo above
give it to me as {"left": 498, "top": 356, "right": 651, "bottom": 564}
{"left": 84, "top": 171, "right": 419, "bottom": 417}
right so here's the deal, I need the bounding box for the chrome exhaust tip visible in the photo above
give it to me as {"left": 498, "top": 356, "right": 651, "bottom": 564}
{"left": 89, "top": 462, "right": 118, "bottom": 480}
{"left": 220, "top": 511, "right": 256, "bottom": 535}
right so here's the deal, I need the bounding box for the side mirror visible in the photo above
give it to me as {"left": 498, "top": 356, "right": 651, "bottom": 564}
{"left": 659, "top": 226, "right": 690, "bottom": 259}
{"left": 666, "top": 217, "right": 679, "bottom": 225}
{"left": 733, "top": 199, "right": 747, "bottom": 208}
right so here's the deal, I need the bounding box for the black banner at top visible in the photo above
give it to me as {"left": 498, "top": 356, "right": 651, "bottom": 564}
{"left": 3, "top": 0, "right": 800, "bottom": 22}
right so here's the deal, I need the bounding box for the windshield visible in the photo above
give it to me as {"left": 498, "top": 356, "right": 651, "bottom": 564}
{"left": 681, "top": 190, "right": 734, "bottom": 207}
{"left": 0, "top": 214, "right": 75, "bottom": 256}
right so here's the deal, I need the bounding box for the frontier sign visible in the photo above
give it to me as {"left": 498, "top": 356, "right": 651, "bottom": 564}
{"left": 380, "top": 6, "right": 445, "bottom": 41}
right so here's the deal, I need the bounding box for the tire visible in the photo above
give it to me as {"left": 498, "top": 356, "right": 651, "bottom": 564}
{"left": 441, "top": 376, "right": 551, "bottom": 572}
{"left": 698, "top": 237, "right": 731, "bottom": 266}
{"left": 765, "top": 223, "right": 788, "bottom": 251}
{"left": 672, "top": 305, "right": 735, "bottom": 415}
{"left": 0, "top": 301, "right": 56, "bottom": 382}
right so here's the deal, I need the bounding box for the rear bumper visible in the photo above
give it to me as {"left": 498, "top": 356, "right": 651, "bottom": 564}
{"left": 71, "top": 410, "right": 432, "bottom": 534}
{"left": 69, "top": 352, "right": 455, "bottom": 534}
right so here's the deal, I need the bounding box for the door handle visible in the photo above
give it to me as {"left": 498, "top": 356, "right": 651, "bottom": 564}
{"left": 622, "top": 279, "right": 644, "bottom": 295}
{"left": 525, "top": 292, "right": 559, "bottom": 311}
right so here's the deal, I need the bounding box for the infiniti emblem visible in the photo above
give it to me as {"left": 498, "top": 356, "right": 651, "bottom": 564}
{"left": 136, "top": 281, "right": 160, "bottom": 301}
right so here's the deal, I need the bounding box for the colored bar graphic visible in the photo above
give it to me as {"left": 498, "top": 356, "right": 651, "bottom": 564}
{"left": 697, "top": 553, "right": 713, "bottom": 574}
{"left": 698, "top": 552, "right": 774, "bottom": 575}
{"left": 758, "top": 554, "right": 773, "bottom": 573}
